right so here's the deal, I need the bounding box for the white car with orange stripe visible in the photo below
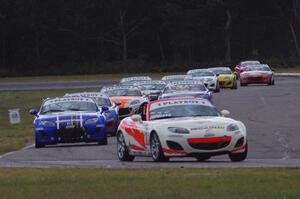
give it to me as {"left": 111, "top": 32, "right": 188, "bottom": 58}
{"left": 101, "top": 86, "right": 147, "bottom": 119}
{"left": 117, "top": 98, "right": 247, "bottom": 162}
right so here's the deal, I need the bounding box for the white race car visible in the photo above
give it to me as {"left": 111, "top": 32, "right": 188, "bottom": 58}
{"left": 187, "top": 69, "right": 220, "bottom": 92}
{"left": 117, "top": 98, "right": 247, "bottom": 162}
{"left": 161, "top": 75, "right": 193, "bottom": 83}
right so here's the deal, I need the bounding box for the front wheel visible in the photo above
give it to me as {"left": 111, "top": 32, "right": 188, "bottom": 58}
{"left": 214, "top": 82, "right": 220, "bottom": 93}
{"left": 229, "top": 144, "right": 248, "bottom": 162}
{"left": 98, "top": 137, "right": 108, "bottom": 145}
{"left": 150, "top": 133, "right": 169, "bottom": 162}
{"left": 35, "top": 138, "right": 45, "bottom": 148}
{"left": 231, "top": 81, "right": 238, "bottom": 89}
{"left": 117, "top": 132, "right": 135, "bottom": 161}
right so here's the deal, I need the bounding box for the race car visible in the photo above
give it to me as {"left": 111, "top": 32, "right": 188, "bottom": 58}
{"left": 161, "top": 75, "right": 193, "bottom": 83}
{"left": 64, "top": 92, "right": 120, "bottom": 136}
{"left": 160, "top": 80, "right": 212, "bottom": 101}
{"left": 30, "top": 96, "right": 108, "bottom": 148}
{"left": 187, "top": 69, "right": 220, "bottom": 92}
{"left": 133, "top": 80, "right": 166, "bottom": 101}
{"left": 210, "top": 67, "right": 237, "bottom": 89}
{"left": 116, "top": 98, "right": 247, "bottom": 162}
{"left": 240, "top": 64, "right": 275, "bottom": 86}
{"left": 234, "top": 60, "right": 260, "bottom": 79}
{"left": 119, "top": 76, "right": 152, "bottom": 86}
{"left": 101, "top": 86, "right": 148, "bottom": 119}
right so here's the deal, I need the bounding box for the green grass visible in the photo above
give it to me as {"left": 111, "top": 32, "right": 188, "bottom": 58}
{"left": 0, "top": 89, "right": 94, "bottom": 153}
{"left": 0, "top": 168, "right": 299, "bottom": 199}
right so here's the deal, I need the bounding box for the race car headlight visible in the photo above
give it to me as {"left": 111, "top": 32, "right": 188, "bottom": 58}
{"left": 85, "top": 118, "right": 98, "bottom": 124}
{"left": 227, "top": 124, "right": 239, "bottom": 131}
{"left": 168, "top": 127, "right": 190, "bottom": 134}
{"left": 40, "top": 121, "right": 56, "bottom": 127}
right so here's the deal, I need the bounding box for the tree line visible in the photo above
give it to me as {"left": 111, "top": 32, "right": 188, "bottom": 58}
{"left": 1, "top": 0, "right": 300, "bottom": 76}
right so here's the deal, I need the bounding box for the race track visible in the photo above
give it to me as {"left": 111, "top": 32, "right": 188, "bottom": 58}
{"left": 0, "top": 76, "right": 300, "bottom": 168}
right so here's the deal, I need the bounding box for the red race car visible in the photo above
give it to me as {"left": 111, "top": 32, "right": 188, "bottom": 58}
{"left": 234, "top": 60, "right": 260, "bottom": 79}
{"left": 240, "top": 65, "right": 275, "bottom": 86}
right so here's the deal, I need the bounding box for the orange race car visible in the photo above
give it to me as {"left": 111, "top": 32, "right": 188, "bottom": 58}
{"left": 101, "top": 86, "right": 148, "bottom": 119}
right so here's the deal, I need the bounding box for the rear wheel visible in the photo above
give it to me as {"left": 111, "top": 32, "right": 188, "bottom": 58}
{"left": 117, "top": 132, "right": 135, "bottom": 161}
{"left": 214, "top": 82, "right": 220, "bottom": 93}
{"left": 150, "top": 133, "right": 169, "bottom": 162}
{"left": 229, "top": 144, "right": 248, "bottom": 162}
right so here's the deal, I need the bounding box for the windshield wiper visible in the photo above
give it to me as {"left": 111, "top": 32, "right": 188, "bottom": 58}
{"left": 66, "top": 108, "right": 83, "bottom": 111}
{"left": 42, "top": 109, "right": 64, "bottom": 113}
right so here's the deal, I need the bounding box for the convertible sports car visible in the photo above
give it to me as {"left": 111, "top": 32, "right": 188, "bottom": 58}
{"left": 161, "top": 75, "right": 193, "bottom": 83}
{"left": 30, "top": 96, "right": 108, "bottom": 148}
{"left": 120, "top": 76, "right": 152, "bottom": 86}
{"left": 133, "top": 80, "right": 166, "bottom": 101}
{"left": 64, "top": 92, "right": 120, "bottom": 136}
{"left": 117, "top": 98, "right": 247, "bottom": 162}
{"left": 240, "top": 64, "right": 275, "bottom": 86}
{"left": 234, "top": 60, "right": 260, "bottom": 79}
{"left": 187, "top": 69, "right": 220, "bottom": 92}
{"left": 101, "top": 86, "right": 148, "bottom": 119}
{"left": 160, "top": 80, "right": 212, "bottom": 101}
{"left": 210, "top": 67, "right": 237, "bottom": 89}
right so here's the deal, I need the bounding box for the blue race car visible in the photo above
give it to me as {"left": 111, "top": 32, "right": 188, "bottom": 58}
{"left": 65, "top": 92, "right": 120, "bottom": 136}
{"left": 30, "top": 96, "right": 108, "bottom": 148}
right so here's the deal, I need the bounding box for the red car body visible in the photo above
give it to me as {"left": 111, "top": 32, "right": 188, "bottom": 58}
{"left": 239, "top": 66, "right": 274, "bottom": 86}
{"left": 234, "top": 60, "right": 260, "bottom": 79}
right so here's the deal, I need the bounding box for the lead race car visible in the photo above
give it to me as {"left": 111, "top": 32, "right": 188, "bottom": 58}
{"left": 240, "top": 64, "right": 275, "bottom": 86}
{"left": 117, "top": 98, "right": 247, "bottom": 162}
{"left": 30, "top": 96, "right": 108, "bottom": 148}
{"left": 64, "top": 92, "right": 120, "bottom": 136}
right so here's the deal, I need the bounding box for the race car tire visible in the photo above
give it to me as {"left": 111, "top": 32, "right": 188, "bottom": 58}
{"left": 214, "top": 82, "right": 220, "bottom": 93}
{"left": 231, "top": 81, "right": 238, "bottom": 89}
{"left": 117, "top": 132, "right": 135, "bottom": 161}
{"left": 150, "top": 132, "right": 169, "bottom": 162}
{"left": 268, "top": 77, "right": 275, "bottom": 86}
{"left": 35, "top": 138, "right": 45, "bottom": 148}
{"left": 240, "top": 82, "right": 247, "bottom": 86}
{"left": 195, "top": 155, "right": 211, "bottom": 162}
{"left": 229, "top": 143, "right": 248, "bottom": 162}
{"left": 98, "top": 137, "right": 108, "bottom": 145}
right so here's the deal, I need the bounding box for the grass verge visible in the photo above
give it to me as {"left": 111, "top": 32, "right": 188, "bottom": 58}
{"left": 0, "top": 89, "right": 94, "bottom": 153}
{"left": 0, "top": 168, "right": 299, "bottom": 199}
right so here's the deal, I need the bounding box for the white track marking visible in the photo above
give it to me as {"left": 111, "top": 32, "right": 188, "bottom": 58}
{"left": 0, "top": 144, "right": 34, "bottom": 159}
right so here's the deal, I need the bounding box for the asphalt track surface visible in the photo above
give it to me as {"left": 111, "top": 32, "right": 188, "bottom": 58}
{"left": 0, "top": 76, "right": 300, "bottom": 168}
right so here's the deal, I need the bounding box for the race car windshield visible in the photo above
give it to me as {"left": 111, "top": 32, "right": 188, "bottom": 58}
{"left": 41, "top": 101, "right": 98, "bottom": 114}
{"left": 245, "top": 66, "right": 271, "bottom": 72}
{"left": 191, "top": 71, "right": 214, "bottom": 77}
{"left": 212, "top": 69, "right": 232, "bottom": 75}
{"left": 138, "top": 84, "right": 165, "bottom": 91}
{"left": 95, "top": 97, "right": 112, "bottom": 106}
{"left": 164, "top": 84, "right": 206, "bottom": 93}
{"left": 149, "top": 105, "right": 219, "bottom": 120}
{"left": 104, "top": 89, "right": 142, "bottom": 97}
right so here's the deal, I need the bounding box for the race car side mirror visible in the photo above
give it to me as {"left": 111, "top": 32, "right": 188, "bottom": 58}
{"left": 220, "top": 110, "right": 230, "bottom": 117}
{"left": 131, "top": 114, "right": 142, "bottom": 122}
{"left": 114, "top": 101, "right": 121, "bottom": 106}
{"left": 101, "top": 106, "right": 109, "bottom": 113}
{"left": 29, "top": 108, "right": 38, "bottom": 116}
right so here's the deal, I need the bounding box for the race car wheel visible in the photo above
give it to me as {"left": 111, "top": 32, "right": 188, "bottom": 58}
{"left": 268, "top": 76, "right": 275, "bottom": 86}
{"left": 195, "top": 155, "right": 211, "bottom": 162}
{"left": 117, "top": 132, "right": 135, "bottom": 161}
{"left": 231, "top": 81, "right": 238, "bottom": 89}
{"left": 150, "top": 133, "right": 169, "bottom": 162}
{"left": 240, "top": 82, "right": 247, "bottom": 86}
{"left": 35, "top": 138, "right": 45, "bottom": 148}
{"left": 214, "top": 82, "right": 220, "bottom": 93}
{"left": 98, "top": 137, "right": 108, "bottom": 145}
{"left": 229, "top": 143, "right": 248, "bottom": 162}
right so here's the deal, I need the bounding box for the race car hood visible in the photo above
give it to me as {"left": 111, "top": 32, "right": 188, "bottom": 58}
{"left": 110, "top": 96, "right": 144, "bottom": 108}
{"left": 241, "top": 71, "right": 272, "bottom": 76}
{"left": 161, "top": 91, "right": 209, "bottom": 99}
{"left": 193, "top": 76, "right": 216, "bottom": 82}
{"left": 151, "top": 116, "right": 242, "bottom": 135}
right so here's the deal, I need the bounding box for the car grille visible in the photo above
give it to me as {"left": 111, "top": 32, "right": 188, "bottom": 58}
{"left": 248, "top": 77, "right": 263, "bottom": 82}
{"left": 56, "top": 127, "right": 85, "bottom": 142}
{"left": 188, "top": 137, "right": 231, "bottom": 150}
{"left": 119, "top": 108, "right": 132, "bottom": 116}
